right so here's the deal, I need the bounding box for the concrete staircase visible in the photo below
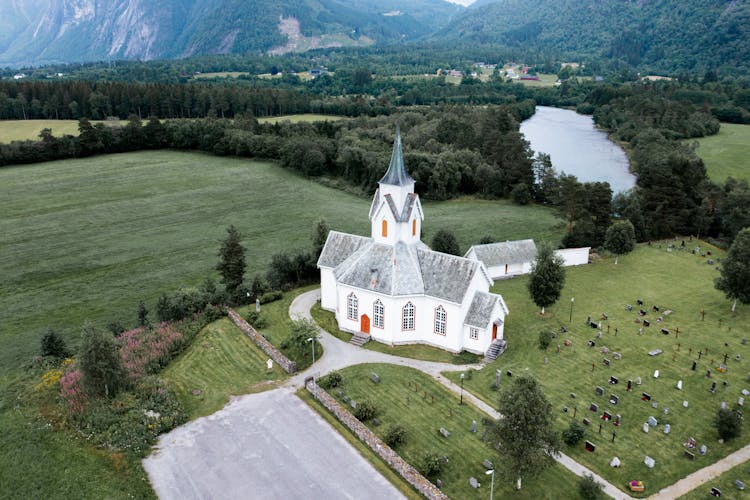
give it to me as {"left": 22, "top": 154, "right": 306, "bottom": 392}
{"left": 349, "top": 333, "right": 370, "bottom": 347}
{"left": 484, "top": 339, "right": 507, "bottom": 362}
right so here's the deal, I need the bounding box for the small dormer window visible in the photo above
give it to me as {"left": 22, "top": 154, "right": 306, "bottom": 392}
{"left": 382, "top": 219, "right": 388, "bottom": 237}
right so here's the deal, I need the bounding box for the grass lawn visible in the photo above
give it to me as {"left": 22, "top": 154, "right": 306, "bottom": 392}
{"left": 161, "top": 317, "right": 286, "bottom": 419}
{"left": 516, "top": 73, "right": 559, "bottom": 87}
{"left": 328, "top": 363, "right": 579, "bottom": 499}
{"left": 311, "top": 302, "right": 481, "bottom": 364}
{"left": 0, "top": 149, "right": 564, "bottom": 496}
{"left": 695, "top": 123, "right": 750, "bottom": 183}
{"left": 680, "top": 460, "right": 750, "bottom": 499}
{"left": 0, "top": 119, "right": 127, "bottom": 142}
{"left": 192, "top": 71, "right": 249, "bottom": 79}
{"left": 446, "top": 241, "right": 750, "bottom": 495}
{"left": 256, "top": 114, "right": 346, "bottom": 124}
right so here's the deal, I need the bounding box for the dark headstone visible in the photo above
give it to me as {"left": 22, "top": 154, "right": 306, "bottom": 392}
{"left": 642, "top": 392, "right": 651, "bottom": 401}
{"left": 585, "top": 441, "right": 596, "bottom": 452}
{"left": 436, "top": 479, "right": 442, "bottom": 490}
{"left": 684, "top": 450, "right": 695, "bottom": 460}
{"left": 506, "top": 370, "right": 513, "bottom": 377}
{"left": 595, "top": 386, "right": 605, "bottom": 396}
{"left": 482, "top": 459, "right": 493, "bottom": 470}
{"left": 370, "top": 373, "right": 380, "bottom": 384}
{"left": 562, "top": 406, "right": 569, "bottom": 413}
{"left": 643, "top": 319, "right": 651, "bottom": 327}
{"left": 610, "top": 395, "right": 619, "bottom": 405}
{"left": 710, "top": 487, "right": 721, "bottom": 497}
{"left": 583, "top": 418, "right": 591, "bottom": 426}
{"left": 570, "top": 392, "right": 577, "bottom": 399}
{"left": 692, "top": 360, "right": 697, "bottom": 371}
{"left": 609, "top": 376, "right": 618, "bottom": 385}
{"left": 372, "top": 418, "right": 380, "bottom": 427}
{"left": 590, "top": 403, "right": 598, "bottom": 412}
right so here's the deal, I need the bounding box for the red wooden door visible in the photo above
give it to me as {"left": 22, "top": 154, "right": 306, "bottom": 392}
{"left": 492, "top": 323, "right": 498, "bottom": 340}
{"left": 361, "top": 314, "right": 370, "bottom": 335}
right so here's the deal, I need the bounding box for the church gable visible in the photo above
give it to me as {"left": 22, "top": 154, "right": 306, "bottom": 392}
{"left": 465, "top": 291, "right": 503, "bottom": 328}
{"left": 417, "top": 249, "right": 478, "bottom": 304}
{"left": 317, "top": 231, "right": 371, "bottom": 269}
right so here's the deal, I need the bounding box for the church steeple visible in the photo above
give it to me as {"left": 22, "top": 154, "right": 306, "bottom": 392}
{"left": 378, "top": 126, "right": 414, "bottom": 187}
{"left": 370, "top": 127, "right": 422, "bottom": 245}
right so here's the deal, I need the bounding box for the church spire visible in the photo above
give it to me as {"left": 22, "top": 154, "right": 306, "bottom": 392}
{"left": 379, "top": 126, "right": 414, "bottom": 186}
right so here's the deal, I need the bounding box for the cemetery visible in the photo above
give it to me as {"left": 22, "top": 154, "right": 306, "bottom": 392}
{"left": 318, "top": 363, "right": 577, "bottom": 499}
{"left": 446, "top": 241, "right": 750, "bottom": 494}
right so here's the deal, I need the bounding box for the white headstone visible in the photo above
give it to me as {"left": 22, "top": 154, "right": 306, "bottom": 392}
{"left": 740, "top": 397, "right": 745, "bottom": 406}
{"left": 648, "top": 416, "right": 658, "bottom": 427}
{"left": 664, "top": 424, "right": 671, "bottom": 434}
{"left": 642, "top": 422, "right": 650, "bottom": 433}
{"left": 256, "top": 298, "right": 261, "bottom": 312}
{"left": 654, "top": 369, "right": 660, "bottom": 378}
{"left": 743, "top": 389, "right": 750, "bottom": 396}
{"left": 610, "top": 456, "right": 621, "bottom": 467}
{"left": 683, "top": 400, "right": 689, "bottom": 408}
{"left": 677, "top": 380, "right": 683, "bottom": 390}
{"left": 644, "top": 456, "right": 656, "bottom": 468}
{"left": 721, "top": 401, "right": 728, "bottom": 410}
{"left": 266, "top": 358, "right": 273, "bottom": 370}
{"left": 636, "top": 377, "right": 642, "bottom": 385}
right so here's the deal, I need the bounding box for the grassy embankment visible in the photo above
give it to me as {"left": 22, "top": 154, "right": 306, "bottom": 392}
{"left": 445, "top": 242, "right": 750, "bottom": 495}
{"left": 0, "top": 149, "right": 565, "bottom": 497}
{"left": 695, "top": 123, "right": 750, "bottom": 183}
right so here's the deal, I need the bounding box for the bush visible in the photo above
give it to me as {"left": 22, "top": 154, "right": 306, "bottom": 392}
{"left": 353, "top": 399, "right": 379, "bottom": 422}
{"left": 716, "top": 408, "right": 743, "bottom": 440}
{"left": 319, "top": 371, "right": 343, "bottom": 390}
{"left": 419, "top": 452, "right": 445, "bottom": 477}
{"left": 40, "top": 328, "right": 69, "bottom": 359}
{"left": 511, "top": 182, "right": 532, "bottom": 205}
{"left": 259, "top": 290, "right": 283, "bottom": 304}
{"left": 431, "top": 229, "right": 460, "bottom": 255}
{"left": 384, "top": 425, "right": 407, "bottom": 448}
{"left": 578, "top": 474, "right": 604, "bottom": 500}
{"left": 562, "top": 420, "right": 586, "bottom": 445}
{"left": 538, "top": 330, "right": 554, "bottom": 350}
{"left": 246, "top": 310, "right": 268, "bottom": 329}
{"left": 107, "top": 321, "right": 126, "bottom": 335}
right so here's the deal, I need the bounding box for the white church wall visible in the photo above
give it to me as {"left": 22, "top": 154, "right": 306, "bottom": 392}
{"left": 555, "top": 247, "right": 590, "bottom": 266}
{"left": 320, "top": 268, "right": 337, "bottom": 310}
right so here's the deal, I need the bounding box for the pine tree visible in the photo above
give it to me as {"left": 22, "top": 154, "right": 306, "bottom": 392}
{"left": 217, "top": 225, "right": 247, "bottom": 303}
{"left": 527, "top": 242, "right": 566, "bottom": 314}
{"left": 79, "top": 323, "right": 126, "bottom": 398}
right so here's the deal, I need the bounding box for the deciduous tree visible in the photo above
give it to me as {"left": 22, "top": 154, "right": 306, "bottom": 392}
{"left": 604, "top": 220, "right": 636, "bottom": 262}
{"left": 715, "top": 227, "right": 750, "bottom": 311}
{"left": 79, "top": 323, "right": 126, "bottom": 398}
{"left": 527, "top": 242, "right": 566, "bottom": 314}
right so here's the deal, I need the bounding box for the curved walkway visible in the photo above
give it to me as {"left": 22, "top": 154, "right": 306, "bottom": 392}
{"left": 289, "top": 290, "right": 633, "bottom": 500}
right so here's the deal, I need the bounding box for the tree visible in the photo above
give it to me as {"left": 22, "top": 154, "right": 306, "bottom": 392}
{"left": 715, "top": 408, "right": 743, "bottom": 440}
{"left": 579, "top": 474, "right": 605, "bottom": 500}
{"left": 431, "top": 229, "right": 461, "bottom": 255}
{"left": 40, "top": 328, "right": 69, "bottom": 359}
{"left": 562, "top": 420, "right": 586, "bottom": 446}
{"left": 715, "top": 227, "right": 750, "bottom": 312}
{"left": 486, "top": 375, "right": 560, "bottom": 489}
{"left": 603, "top": 220, "right": 636, "bottom": 263}
{"left": 79, "top": 323, "right": 126, "bottom": 398}
{"left": 217, "top": 225, "right": 247, "bottom": 303}
{"left": 312, "top": 217, "right": 330, "bottom": 258}
{"left": 527, "top": 243, "right": 566, "bottom": 314}
{"left": 136, "top": 301, "right": 150, "bottom": 327}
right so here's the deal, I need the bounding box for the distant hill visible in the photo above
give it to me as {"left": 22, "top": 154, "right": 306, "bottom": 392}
{"left": 0, "top": 0, "right": 462, "bottom": 66}
{"left": 436, "top": 0, "right": 750, "bottom": 74}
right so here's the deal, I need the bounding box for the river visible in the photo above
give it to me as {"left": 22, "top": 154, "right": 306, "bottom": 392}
{"left": 520, "top": 106, "right": 636, "bottom": 193}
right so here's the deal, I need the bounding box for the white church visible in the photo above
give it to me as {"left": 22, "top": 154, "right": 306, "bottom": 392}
{"left": 317, "top": 129, "right": 509, "bottom": 355}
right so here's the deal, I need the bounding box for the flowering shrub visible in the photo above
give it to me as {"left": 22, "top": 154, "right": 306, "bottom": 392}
{"left": 118, "top": 324, "right": 185, "bottom": 381}
{"left": 60, "top": 368, "right": 87, "bottom": 415}
{"left": 35, "top": 368, "right": 63, "bottom": 391}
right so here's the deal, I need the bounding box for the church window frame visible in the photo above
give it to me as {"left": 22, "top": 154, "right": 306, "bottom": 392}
{"left": 402, "top": 302, "right": 415, "bottom": 331}
{"left": 347, "top": 293, "right": 358, "bottom": 321}
{"left": 469, "top": 327, "right": 479, "bottom": 340}
{"left": 412, "top": 219, "right": 417, "bottom": 236}
{"left": 373, "top": 300, "right": 384, "bottom": 329}
{"left": 434, "top": 306, "right": 447, "bottom": 336}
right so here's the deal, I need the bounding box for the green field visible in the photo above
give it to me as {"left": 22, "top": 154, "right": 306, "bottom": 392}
{"left": 192, "top": 71, "right": 249, "bottom": 79}
{"left": 328, "top": 364, "right": 578, "bottom": 499}
{"left": 0, "top": 150, "right": 565, "bottom": 496}
{"left": 0, "top": 119, "right": 127, "bottom": 142}
{"left": 256, "top": 114, "right": 346, "bottom": 124}
{"left": 696, "top": 123, "right": 750, "bottom": 183}
{"left": 446, "top": 242, "right": 750, "bottom": 495}
{"left": 162, "top": 317, "right": 286, "bottom": 419}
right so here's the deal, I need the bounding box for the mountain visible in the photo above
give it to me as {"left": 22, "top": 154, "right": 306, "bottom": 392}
{"left": 436, "top": 0, "right": 750, "bottom": 73}
{"left": 0, "top": 0, "right": 463, "bottom": 66}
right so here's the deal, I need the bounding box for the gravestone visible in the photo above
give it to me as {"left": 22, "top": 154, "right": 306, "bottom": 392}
{"left": 661, "top": 328, "right": 670, "bottom": 335}
{"left": 370, "top": 373, "right": 380, "bottom": 384}
{"left": 613, "top": 352, "right": 622, "bottom": 360}
{"left": 439, "top": 427, "right": 450, "bottom": 438}
{"left": 664, "top": 407, "right": 669, "bottom": 415}
{"left": 562, "top": 406, "right": 569, "bottom": 413}
{"left": 337, "top": 389, "right": 344, "bottom": 397}
{"left": 664, "top": 424, "right": 671, "bottom": 434}
{"left": 636, "top": 377, "right": 643, "bottom": 385}
{"left": 469, "top": 477, "right": 479, "bottom": 489}
{"left": 649, "top": 349, "right": 663, "bottom": 356}
{"left": 583, "top": 418, "right": 591, "bottom": 426}
{"left": 644, "top": 319, "right": 651, "bottom": 327}
{"left": 343, "top": 396, "right": 350, "bottom": 403}
{"left": 642, "top": 422, "right": 649, "bottom": 433}
{"left": 626, "top": 304, "right": 633, "bottom": 311}
{"left": 495, "top": 370, "right": 501, "bottom": 387}
{"left": 590, "top": 403, "right": 599, "bottom": 412}
{"left": 585, "top": 441, "right": 596, "bottom": 452}
{"left": 684, "top": 450, "right": 695, "bottom": 460}
{"left": 610, "top": 376, "right": 619, "bottom": 385}
{"left": 266, "top": 359, "right": 273, "bottom": 370}
{"left": 700, "top": 444, "right": 708, "bottom": 455}
{"left": 742, "top": 389, "right": 750, "bottom": 396}
{"left": 648, "top": 416, "right": 658, "bottom": 427}
{"left": 740, "top": 397, "right": 745, "bottom": 407}
{"left": 570, "top": 392, "right": 577, "bottom": 399}
{"left": 506, "top": 370, "right": 513, "bottom": 377}
{"left": 644, "top": 456, "right": 656, "bottom": 468}
{"left": 721, "top": 401, "right": 727, "bottom": 410}
{"left": 471, "top": 420, "right": 477, "bottom": 433}
{"left": 642, "top": 392, "right": 651, "bottom": 401}
{"left": 350, "top": 400, "right": 357, "bottom": 409}
{"left": 677, "top": 380, "right": 683, "bottom": 390}
{"left": 603, "top": 358, "right": 611, "bottom": 367}
{"left": 601, "top": 346, "right": 609, "bottom": 354}
{"left": 683, "top": 400, "right": 689, "bottom": 408}
{"left": 654, "top": 369, "right": 660, "bottom": 378}
{"left": 610, "top": 456, "right": 621, "bottom": 467}
{"left": 735, "top": 480, "right": 745, "bottom": 490}
{"left": 436, "top": 479, "right": 442, "bottom": 490}
{"left": 482, "top": 459, "right": 493, "bottom": 470}
{"left": 256, "top": 298, "right": 261, "bottom": 313}
{"left": 652, "top": 402, "right": 659, "bottom": 409}
{"left": 602, "top": 411, "right": 612, "bottom": 421}
{"left": 711, "top": 382, "right": 717, "bottom": 393}
{"left": 595, "top": 386, "right": 605, "bottom": 396}
{"left": 372, "top": 418, "right": 380, "bottom": 427}
{"left": 588, "top": 340, "right": 596, "bottom": 348}
{"left": 692, "top": 360, "right": 697, "bottom": 371}
{"left": 614, "top": 414, "right": 621, "bottom": 426}
{"left": 610, "top": 395, "right": 619, "bottom": 405}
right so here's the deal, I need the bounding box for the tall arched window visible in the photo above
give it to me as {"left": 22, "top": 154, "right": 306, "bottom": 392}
{"left": 381, "top": 219, "right": 388, "bottom": 237}
{"left": 434, "top": 306, "right": 446, "bottom": 335}
{"left": 373, "top": 300, "right": 384, "bottom": 329}
{"left": 402, "top": 302, "right": 415, "bottom": 331}
{"left": 412, "top": 219, "right": 417, "bottom": 236}
{"left": 347, "top": 293, "right": 358, "bottom": 321}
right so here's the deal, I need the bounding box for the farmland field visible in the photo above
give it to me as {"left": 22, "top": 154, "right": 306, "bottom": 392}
{"left": 0, "top": 119, "right": 127, "bottom": 142}
{"left": 0, "top": 150, "right": 565, "bottom": 496}
{"left": 695, "top": 123, "right": 750, "bottom": 183}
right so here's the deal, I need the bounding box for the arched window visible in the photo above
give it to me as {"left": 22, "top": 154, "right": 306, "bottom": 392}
{"left": 434, "top": 306, "right": 446, "bottom": 335}
{"left": 412, "top": 219, "right": 417, "bottom": 236}
{"left": 373, "top": 300, "right": 384, "bottom": 329}
{"left": 402, "top": 302, "right": 415, "bottom": 331}
{"left": 347, "top": 293, "right": 358, "bottom": 321}
{"left": 381, "top": 219, "right": 388, "bottom": 237}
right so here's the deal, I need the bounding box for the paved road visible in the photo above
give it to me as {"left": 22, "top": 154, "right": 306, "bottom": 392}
{"left": 143, "top": 387, "right": 405, "bottom": 500}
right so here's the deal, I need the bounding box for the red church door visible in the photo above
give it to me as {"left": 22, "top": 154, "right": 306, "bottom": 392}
{"left": 361, "top": 314, "right": 370, "bottom": 335}
{"left": 492, "top": 323, "right": 498, "bottom": 340}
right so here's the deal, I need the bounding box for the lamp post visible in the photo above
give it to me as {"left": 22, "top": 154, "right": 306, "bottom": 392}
{"left": 460, "top": 373, "right": 465, "bottom": 405}
{"left": 485, "top": 469, "right": 495, "bottom": 500}
{"left": 307, "top": 336, "right": 316, "bottom": 399}
{"left": 569, "top": 297, "right": 575, "bottom": 323}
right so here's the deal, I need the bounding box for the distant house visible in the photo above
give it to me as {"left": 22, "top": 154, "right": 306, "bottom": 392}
{"left": 464, "top": 241, "right": 590, "bottom": 280}
{"left": 309, "top": 67, "right": 328, "bottom": 77}
{"left": 13, "top": 73, "right": 26, "bottom": 80}
{"left": 520, "top": 75, "right": 539, "bottom": 81}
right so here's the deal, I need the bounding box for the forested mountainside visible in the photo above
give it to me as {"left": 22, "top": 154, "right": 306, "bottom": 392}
{"left": 0, "top": 0, "right": 462, "bottom": 66}
{"left": 437, "top": 0, "right": 750, "bottom": 74}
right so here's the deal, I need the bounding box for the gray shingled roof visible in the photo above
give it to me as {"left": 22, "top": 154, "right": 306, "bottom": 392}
{"left": 383, "top": 192, "right": 419, "bottom": 222}
{"left": 464, "top": 291, "right": 502, "bottom": 328}
{"left": 466, "top": 239, "right": 537, "bottom": 267}
{"left": 317, "top": 231, "right": 371, "bottom": 269}
{"left": 379, "top": 127, "right": 414, "bottom": 187}
{"left": 417, "top": 249, "right": 479, "bottom": 303}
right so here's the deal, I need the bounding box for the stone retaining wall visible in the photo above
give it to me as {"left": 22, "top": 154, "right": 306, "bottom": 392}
{"left": 305, "top": 379, "right": 448, "bottom": 500}
{"left": 228, "top": 308, "right": 297, "bottom": 374}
